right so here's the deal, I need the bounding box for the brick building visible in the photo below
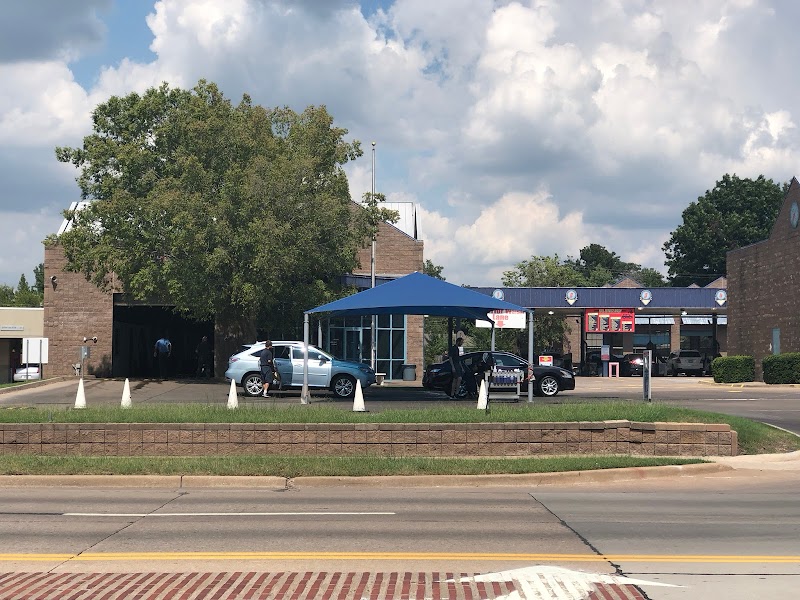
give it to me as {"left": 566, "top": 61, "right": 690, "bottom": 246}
{"left": 44, "top": 201, "right": 424, "bottom": 381}
{"left": 727, "top": 177, "right": 800, "bottom": 378}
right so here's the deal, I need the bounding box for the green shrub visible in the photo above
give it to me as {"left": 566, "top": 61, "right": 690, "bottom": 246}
{"left": 762, "top": 353, "right": 800, "bottom": 384}
{"left": 712, "top": 355, "right": 755, "bottom": 383}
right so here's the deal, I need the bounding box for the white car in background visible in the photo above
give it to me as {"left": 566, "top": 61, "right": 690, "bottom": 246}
{"left": 667, "top": 350, "right": 704, "bottom": 376}
{"left": 13, "top": 364, "right": 41, "bottom": 382}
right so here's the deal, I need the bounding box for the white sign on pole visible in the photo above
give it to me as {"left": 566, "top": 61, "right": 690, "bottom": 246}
{"left": 22, "top": 337, "right": 49, "bottom": 364}
{"left": 476, "top": 310, "right": 526, "bottom": 329}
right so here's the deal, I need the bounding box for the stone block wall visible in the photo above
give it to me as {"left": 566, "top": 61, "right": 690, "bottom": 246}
{"left": 0, "top": 421, "right": 737, "bottom": 457}
{"left": 43, "top": 245, "right": 115, "bottom": 377}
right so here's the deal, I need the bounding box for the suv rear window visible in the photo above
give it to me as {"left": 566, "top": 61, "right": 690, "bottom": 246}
{"left": 679, "top": 351, "right": 701, "bottom": 357}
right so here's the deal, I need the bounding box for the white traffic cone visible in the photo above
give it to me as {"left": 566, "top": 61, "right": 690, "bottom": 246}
{"left": 120, "top": 378, "right": 132, "bottom": 409}
{"left": 227, "top": 379, "right": 238, "bottom": 409}
{"left": 352, "top": 378, "right": 366, "bottom": 412}
{"left": 74, "top": 377, "right": 86, "bottom": 409}
{"left": 476, "top": 379, "right": 488, "bottom": 410}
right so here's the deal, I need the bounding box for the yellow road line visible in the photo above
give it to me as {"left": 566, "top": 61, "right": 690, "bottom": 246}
{"left": 0, "top": 552, "right": 798, "bottom": 564}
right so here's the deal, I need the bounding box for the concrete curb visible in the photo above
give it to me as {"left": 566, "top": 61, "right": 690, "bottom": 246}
{"left": 696, "top": 379, "right": 799, "bottom": 388}
{"left": 0, "top": 463, "right": 732, "bottom": 489}
{"left": 0, "top": 377, "right": 73, "bottom": 395}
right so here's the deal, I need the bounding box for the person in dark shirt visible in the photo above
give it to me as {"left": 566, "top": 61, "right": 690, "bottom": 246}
{"left": 448, "top": 337, "right": 464, "bottom": 398}
{"left": 153, "top": 335, "right": 172, "bottom": 380}
{"left": 259, "top": 340, "right": 276, "bottom": 398}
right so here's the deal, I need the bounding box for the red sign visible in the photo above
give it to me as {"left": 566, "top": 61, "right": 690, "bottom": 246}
{"left": 585, "top": 308, "right": 635, "bottom": 333}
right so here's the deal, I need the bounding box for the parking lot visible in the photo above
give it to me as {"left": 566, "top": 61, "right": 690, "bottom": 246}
{"left": 1, "top": 373, "right": 798, "bottom": 408}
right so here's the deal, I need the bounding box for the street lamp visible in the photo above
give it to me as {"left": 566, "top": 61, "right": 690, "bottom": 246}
{"left": 370, "top": 141, "right": 377, "bottom": 371}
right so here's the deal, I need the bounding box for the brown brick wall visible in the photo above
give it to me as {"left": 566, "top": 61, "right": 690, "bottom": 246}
{"left": 0, "top": 421, "right": 737, "bottom": 457}
{"left": 44, "top": 245, "right": 115, "bottom": 377}
{"left": 728, "top": 179, "right": 800, "bottom": 378}
{"left": 354, "top": 219, "right": 424, "bottom": 278}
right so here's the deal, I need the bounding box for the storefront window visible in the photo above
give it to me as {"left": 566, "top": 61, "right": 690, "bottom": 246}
{"left": 325, "top": 313, "right": 406, "bottom": 379}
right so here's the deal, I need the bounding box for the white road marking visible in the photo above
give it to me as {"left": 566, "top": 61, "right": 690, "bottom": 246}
{"left": 63, "top": 511, "right": 395, "bottom": 517}
{"left": 449, "top": 566, "right": 680, "bottom": 600}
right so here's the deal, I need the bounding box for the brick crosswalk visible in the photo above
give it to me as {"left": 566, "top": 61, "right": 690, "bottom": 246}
{"left": 0, "top": 571, "right": 646, "bottom": 599}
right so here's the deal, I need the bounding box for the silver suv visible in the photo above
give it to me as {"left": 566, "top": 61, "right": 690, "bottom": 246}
{"left": 225, "top": 341, "right": 376, "bottom": 397}
{"left": 667, "top": 350, "right": 704, "bottom": 376}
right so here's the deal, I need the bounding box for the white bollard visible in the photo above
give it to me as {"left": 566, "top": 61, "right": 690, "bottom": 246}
{"left": 352, "top": 378, "right": 366, "bottom": 412}
{"left": 120, "top": 378, "right": 132, "bottom": 409}
{"left": 476, "top": 379, "right": 488, "bottom": 410}
{"left": 74, "top": 377, "right": 87, "bottom": 409}
{"left": 227, "top": 379, "right": 238, "bottom": 409}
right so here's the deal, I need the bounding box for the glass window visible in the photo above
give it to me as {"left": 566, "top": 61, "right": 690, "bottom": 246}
{"left": 496, "top": 354, "right": 523, "bottom": 368}
{"left": 391, "top": 330, "right": 404, "bottom": 360}
{"left": 273, "top": 346, "right": 290, "bottom": 359}
{"left": 378, "top": 314, "right": 390, "bottom": 328}
{"left": 292, "top": 347, "right": 325, "bottom": 361}
{"left": 378, "top": 330, "right": 390, "bottom": 356}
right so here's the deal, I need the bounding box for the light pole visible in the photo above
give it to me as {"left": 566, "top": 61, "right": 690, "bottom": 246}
{"left": 370, "top": 141, "right": 377, "bottom": 371}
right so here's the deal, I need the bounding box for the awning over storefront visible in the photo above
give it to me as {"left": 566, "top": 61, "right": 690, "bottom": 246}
{"left": 635, "top": 316, "right": 675, "bottom": 325}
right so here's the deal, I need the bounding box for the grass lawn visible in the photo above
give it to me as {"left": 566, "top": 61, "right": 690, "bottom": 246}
{"left": 0, "top": 454, "right": 705, "bottom": 477}
{"left": 0, "top": 402, "right": 796, "bottom": 476}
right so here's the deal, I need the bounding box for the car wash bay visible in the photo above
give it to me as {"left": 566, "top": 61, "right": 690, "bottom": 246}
{"left": 111, "top": 303, "right": 213, "bottom": 378}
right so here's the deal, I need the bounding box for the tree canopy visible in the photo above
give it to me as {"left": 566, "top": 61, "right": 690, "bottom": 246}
{"left": 0, "top": 265, "right": 44, "bottom": 307}
{"left": 663, "top": 174, "right": 787, "bottom": 286}
{"left": 503, "top": 246, "right": 666, "bottom": 289}
{"left": 52, "top": 81, "right": 378, "bottom": 342}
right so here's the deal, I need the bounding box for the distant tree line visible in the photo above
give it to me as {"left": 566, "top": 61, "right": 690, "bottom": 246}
{"left": 0, "top": 264, "right": 44, "bottom": 307}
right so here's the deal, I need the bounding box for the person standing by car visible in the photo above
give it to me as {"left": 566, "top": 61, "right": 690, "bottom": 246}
{"left": 449, "top": 337, "right": 464, "bottom": 398}
{"left": 259, "top": 340, "right": 276, "bottom": 398}
{"left": 153, "top": 334, "right": 172, "bottom": 380}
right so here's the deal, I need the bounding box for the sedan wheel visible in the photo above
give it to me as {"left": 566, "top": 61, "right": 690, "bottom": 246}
{"left": 537, "top": 375, "right": 560, "bottom": 397}
{"left": 242, "top": 373, "right": 263, "bottom": 397}
{"left": 331, "top": 374, "right": 356, "bottom": 398}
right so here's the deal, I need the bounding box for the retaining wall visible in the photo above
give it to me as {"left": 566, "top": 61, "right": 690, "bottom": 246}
{"left": 0, "top": 421, "right": 737, "bottom": 457}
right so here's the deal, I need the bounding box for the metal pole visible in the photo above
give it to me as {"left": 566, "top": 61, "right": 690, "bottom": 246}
{"left": 301, "top": 313, "right": 310, "bottom": 404}
{"left": 370, "top": 141, "right": 377, "bottom": 371}
{"left": 527, "top": 309, "right": 535, "bottom": 403}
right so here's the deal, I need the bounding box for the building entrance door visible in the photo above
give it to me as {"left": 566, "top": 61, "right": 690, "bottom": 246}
{"left": 343, "top": 328, "right": 362, "bottom": 363}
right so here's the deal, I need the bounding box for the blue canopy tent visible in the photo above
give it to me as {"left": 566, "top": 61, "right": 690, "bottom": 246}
{"left": 300, "top": 271, "right": 535, "bottom": 403}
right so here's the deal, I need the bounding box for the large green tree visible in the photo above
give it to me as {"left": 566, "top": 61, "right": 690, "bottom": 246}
{"left": 52, "top": 80, "right": 375, "bottom": 361}
{"left": 663, "top": 174, "right": 787, "bottom": 286}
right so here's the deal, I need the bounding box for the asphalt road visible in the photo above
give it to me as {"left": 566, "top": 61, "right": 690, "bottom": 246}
{"left": 0, "top": 463, "right": 799, "bottom": 598}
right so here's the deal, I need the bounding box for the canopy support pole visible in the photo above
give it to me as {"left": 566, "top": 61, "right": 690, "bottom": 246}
{"left": 527, "top": 309, "right": 535, "bottom": 403}
{"left": 301, "top": 313, "right": 310, "bottom": 405}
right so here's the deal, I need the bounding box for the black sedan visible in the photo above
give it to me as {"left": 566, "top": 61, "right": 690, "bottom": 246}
{"left": 422, "top": 351, "right": 575, "bottom": 397}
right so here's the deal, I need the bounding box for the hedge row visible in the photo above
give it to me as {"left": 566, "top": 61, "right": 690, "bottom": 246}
{"left": 711, "top": 356, "right": 755, "bottom": 383}
{"left": 763, "top": 352, "right": 800, "bottom": 384}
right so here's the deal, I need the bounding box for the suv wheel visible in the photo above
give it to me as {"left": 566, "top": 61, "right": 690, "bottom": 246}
{"left": 331, "top": 374, "right": 356, "bottom": 398}
{"left": 242, "top": 372, "right": 263, "bottom": 397}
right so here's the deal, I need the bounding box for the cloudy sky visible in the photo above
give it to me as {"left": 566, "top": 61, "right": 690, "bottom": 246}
{"left": 1, "top": 0, "right": 799, "bottom": 288}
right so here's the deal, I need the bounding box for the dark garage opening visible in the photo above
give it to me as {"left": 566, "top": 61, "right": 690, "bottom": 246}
{"left": 112, "top": 302, "right": 214, "bottom": 379}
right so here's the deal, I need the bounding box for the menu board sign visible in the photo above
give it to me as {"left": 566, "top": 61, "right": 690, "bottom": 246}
{"left": 585, "top": 308, "right": 635, "bottom": 333}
